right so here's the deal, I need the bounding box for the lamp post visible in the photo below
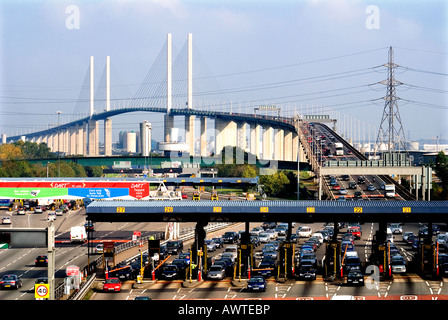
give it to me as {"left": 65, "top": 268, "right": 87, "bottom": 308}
{"left": 56, "top": 111, "right": 62, "bottom": 177}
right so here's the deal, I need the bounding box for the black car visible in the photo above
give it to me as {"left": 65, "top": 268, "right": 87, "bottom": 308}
{"left": 35, "top": 255, "right": 48, "bottom": 267}
{"left": 222, "top": 231, "right": 239, "bottom": 244}
{"left": 346, "top": 270, "right": 364, "bottom": 286}
{"left": 161, "top": 264, "right": 179, "bottom": 280}
{"left": 349, "top": 181, "right": 357, "bottom": 189}
{"left": 354, "top": 191, "right": 363, "bottom": 198}
{"left": 296, "top": 263, "right": 317, "bottom": 280}
{"left": 261, "top": 222, "right": 277, "bottom": 230}
{"left": 344, "top": 256, "right": 362, "bottom": 274}
{"left": 438, "top": 254, "right": 448, "bottom": 277}
{"left": 357, "top": 176, "right": 366, "bottom": 184}
{"left": 212, "top": 237, "right": 224, "bottom": 249}
{"left": 257, "top": 257, "right": 277, "bottom": 277}
{"left": 171, "top": 258, "right": 189, "bottom": 272}
{"left": 0, "top": 274, "right": 22, "bottom": 290}
{"left": 116, "top": 264, "right": 135, "bottom": 280}
{"left": 166, "top": 240, "right": 183, "bottom": 254}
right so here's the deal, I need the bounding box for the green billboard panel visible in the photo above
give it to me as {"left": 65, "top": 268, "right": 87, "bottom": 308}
{"left": 0, "top": 188, "right": 68, "bottom": 199}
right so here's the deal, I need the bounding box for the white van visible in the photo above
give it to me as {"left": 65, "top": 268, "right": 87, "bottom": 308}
{"left": 386, "top": 227, "right": 394, "bottom": 243}
{"left": 70, "top": 226, "right": 87, "bottom": 243}
{"left": 224, "top": 245, "right": 238, "bottom": 261}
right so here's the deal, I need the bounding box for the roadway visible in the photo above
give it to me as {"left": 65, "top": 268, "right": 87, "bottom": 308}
{"left": 0, "top": 206, "right": 197, "bottom": 300}
{"left": 90, "top": 220, "right": 448, "bottom": 301}
{"left": 304, "top": 122, "right": 406, "bottom": 201}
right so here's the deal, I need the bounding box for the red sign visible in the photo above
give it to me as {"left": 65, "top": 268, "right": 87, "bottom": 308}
{"left": 66, "top": 265, "right": 80, "bottom": 276}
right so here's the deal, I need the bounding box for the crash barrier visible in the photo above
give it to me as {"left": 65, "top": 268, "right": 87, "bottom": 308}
{"left": 68, "top": 273, "right": 96, "bottom": 300}
{"left": 67, "top": 222, "right": 234, "bottom": 300}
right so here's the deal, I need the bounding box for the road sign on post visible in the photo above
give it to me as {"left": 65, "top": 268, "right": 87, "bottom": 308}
{"left": 35, "top": 283, "right": 50, "bottom": 300}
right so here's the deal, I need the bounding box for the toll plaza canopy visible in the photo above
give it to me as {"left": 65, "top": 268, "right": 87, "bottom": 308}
{"left": 86, "top": 200, "right": 448, "bottom": 223}
{"left": 0, "top": 177, "right": 258, "bottom": 200}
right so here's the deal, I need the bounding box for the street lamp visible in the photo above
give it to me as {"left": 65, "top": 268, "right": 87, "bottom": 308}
{"left": 56, "top": 111, "right": 62, "bottom": 177}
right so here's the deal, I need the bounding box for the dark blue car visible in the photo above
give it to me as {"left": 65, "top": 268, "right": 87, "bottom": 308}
{"left": 246, "top": 276, "right": 267, "bottom": 292}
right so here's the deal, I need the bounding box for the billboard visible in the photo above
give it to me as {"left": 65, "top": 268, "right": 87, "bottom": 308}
{"left": 0, "top": 181, "right": 150, "bottom": 200}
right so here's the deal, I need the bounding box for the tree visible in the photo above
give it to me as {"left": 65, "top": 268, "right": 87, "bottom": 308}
{"left": 259, "top": 171, "right": 290, "bottom": 197}
{"left": 0, "top": 144, "right": 23, "bottom": 161}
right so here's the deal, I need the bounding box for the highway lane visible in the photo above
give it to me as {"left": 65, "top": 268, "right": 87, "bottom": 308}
{"left": 0, "top": 206, "right": 199, "bottom": 300}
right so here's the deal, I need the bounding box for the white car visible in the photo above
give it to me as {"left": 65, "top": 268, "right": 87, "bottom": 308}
{"left": 95, "top": 244, "right": 104, "bottom": 254}
{"left": 47, "top": 213, "right": 56, "bottom": 221}
{"left": 259, "top": 233, "right": 270, "bottom": 243}
{"left": 34, "top": 206, "right": 43, "bottom": 213}
{"left": 2, "top": 217, "right": 11, "bottom": 224}
{"left": 298, "top": 226, "right": 312, "bottom": 238}
{"left": 17, "top": 208, "right": 26, "bottom": 215}
{"left": 402, "top": 231, "right": 414, "bottom": 242}
{"left": 250, "top": 227, "right": 263, "bottom": 236}
{"left": 55, "top": 209, "right": 63, "bottom": 216}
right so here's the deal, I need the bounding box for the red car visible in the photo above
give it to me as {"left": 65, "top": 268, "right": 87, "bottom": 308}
{"left": 181, "top": 193, "right": 188, "bottom": 199}
{"left": 333, "top": 184, "right": 341, "bottom": 191}
{"left": 348, "top": 227, "right": 362, "bottom": 240}
{"left": 103, "top": 278, "right": 122, "bottom": 292}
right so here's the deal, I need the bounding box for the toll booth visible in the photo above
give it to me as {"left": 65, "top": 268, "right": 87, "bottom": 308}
{"left": 416, "top": 243, "right": 437, "bottom": 278}
{"left": 148, "top": 239, "right": 161, "bottom": 264}
{"left": 191, "top": 222, "right": 207, "bottom": 267}
{"left": 323, "top": 241, "right": 341, "bottom": 279}
{"left": 369, "top": 235, "right": 392, "bottom": 280}
{"left": 236, "top": 243, "right": 253, "bottom": 279}
{"left": 278, "top": 241, "right": 295, "bottom": 279}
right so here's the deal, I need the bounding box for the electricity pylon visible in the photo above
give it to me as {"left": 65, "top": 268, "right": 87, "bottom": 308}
{"left": 374, "top": 46, "right": 407, "bottom": 158}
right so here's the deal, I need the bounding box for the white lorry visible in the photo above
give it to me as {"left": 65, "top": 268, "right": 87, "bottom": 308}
{"left": 335, "top": 142, "right": 344, "bottom": 156}
{"left": 384, "top": 184, "right": 396, "bottom": 198}
{"left": 70, "top": 226, "right": 87, "bottom": 243}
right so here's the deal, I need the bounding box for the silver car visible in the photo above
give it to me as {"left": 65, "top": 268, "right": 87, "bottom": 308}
{"left": 402, "top": 231, "right": 414, "bottom": 242}
{"left": 207, "top": 265, "right": 226, "bottom": 280}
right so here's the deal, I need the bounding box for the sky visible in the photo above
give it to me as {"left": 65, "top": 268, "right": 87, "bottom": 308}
{"left": 0, "top": 0, "right": 447, "bottom": 145}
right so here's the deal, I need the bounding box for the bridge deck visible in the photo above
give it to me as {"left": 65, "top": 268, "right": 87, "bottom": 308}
{"left": 86, "top": 200, "right": 448, "bottom": 223}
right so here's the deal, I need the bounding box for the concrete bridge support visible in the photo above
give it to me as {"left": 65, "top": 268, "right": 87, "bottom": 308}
{"left": 104, "top": 118, "right": 112, "bottom": 156}
{"left": 284, "top": 130, "right": 293, "bottom": 161}
{"left": 200, "top": 117, "right": 208, "bottom": 157}
{"left": 215, "top": 119, "right": 237, "bottom": 157}
{"left": 88, "top": 119, "right": 99, "bottom": 156}
{"left": 275, "top": 128, "right": 284, "bottom": 161}
{"left": 250, "top": 124, "right": 262, "bottom": 159}
{"left": 263, "top": 126, "right": 273, "bottom": 160}
{"left": 185, "top": 115, "right": 195, "bottom": 155}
